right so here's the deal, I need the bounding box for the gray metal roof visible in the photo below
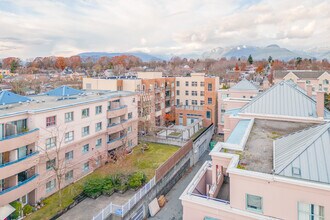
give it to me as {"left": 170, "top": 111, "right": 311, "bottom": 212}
{"left": 229, "top": 78, "right": 259, "bottom": 91}
{"left": 274, "top": 123, "right": 330, "bottom": 184}
{"left": 240, "top": 81, "right": 330, "bottom": 118}
{"left": 274, "top": 70, "right": 326, "bottom": 79}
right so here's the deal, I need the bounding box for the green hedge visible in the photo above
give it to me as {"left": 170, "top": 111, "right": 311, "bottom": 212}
{"left": 10, "top": 201, "right": 22, "bottom": 219}
{"left": 83, "top": 172, "right": 147, "bottom": 198}
{"left": 23, "top": 204, "right": 33, "bottom": 216}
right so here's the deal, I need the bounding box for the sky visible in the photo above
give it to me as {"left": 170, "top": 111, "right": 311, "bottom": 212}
{"left": 0, "top": 0, "right": 329, "bottom": 59}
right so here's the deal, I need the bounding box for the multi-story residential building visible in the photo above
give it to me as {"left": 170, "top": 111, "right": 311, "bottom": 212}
{"left": 273, "top": 70, "right": 330, "bottom": 93}
{"left": 175, "top": 73, "right": 219, "bottom": 127}
{"left": 217, "top": 79, "right": 259, "bottom": 134}
{"left": 181, "top": 81, "right": 330, "bottom": 220}
{"left": 0, "top": 86, "right": 138, "bottom": 219}
{"left": 83, "top": 72, "right": 176, "bottom": 131}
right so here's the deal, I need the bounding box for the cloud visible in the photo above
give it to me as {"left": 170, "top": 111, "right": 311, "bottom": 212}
{"left": 0, "top": 0, "right": 329, "bottom": 58}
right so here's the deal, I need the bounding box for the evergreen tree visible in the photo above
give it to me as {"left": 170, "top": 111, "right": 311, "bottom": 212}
{"left": 248, "top": 54, "right": 253, "bottom": 65}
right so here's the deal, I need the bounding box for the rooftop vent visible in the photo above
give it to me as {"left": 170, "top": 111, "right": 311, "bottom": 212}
{"left": 292, "top": 167, "right": 301, "bottom": 176}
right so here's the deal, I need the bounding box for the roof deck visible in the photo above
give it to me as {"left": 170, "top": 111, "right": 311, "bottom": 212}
{"left": 226, "top": 119, "right": 313, "bottom": 174}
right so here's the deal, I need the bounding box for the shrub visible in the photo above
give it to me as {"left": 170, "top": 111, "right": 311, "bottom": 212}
{"left": 23, "top": 204, "right": 33, "bottom": 216}
{"left": 83, "top": 177, "right": 105, "bottom": 198}
{"left": 128, "top": 172, "right": 147, "bottom": 190}
{"left": 10, "top": 201, "right": 22, "bottom": 219}
{"left": 102, "top": 177, "right": 115, "bottom": 196}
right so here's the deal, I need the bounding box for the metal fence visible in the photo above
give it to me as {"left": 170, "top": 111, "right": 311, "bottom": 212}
{"left": 92, "top": 177, "right": 156, "bottom": 220}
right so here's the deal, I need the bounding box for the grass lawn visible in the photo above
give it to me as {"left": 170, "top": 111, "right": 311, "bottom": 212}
{"left": 168, "top": 132, "right": 181, "bottom": 137}
{"left": 25, "top": 142, "right": 178, "bottom": 220}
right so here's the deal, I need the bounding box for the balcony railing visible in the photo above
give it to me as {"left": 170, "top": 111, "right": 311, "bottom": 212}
{"left": 107, "top": 119, "right": 128, "bottom": 128}
{"left": 0, "top": 128, "right": 39, "bottom": 141}
{"left": 176, "top": 105, "right": 204, "bottom": 111}
{"left": 0, "top": 174, "right": 39, "bottom": 195}
{"left": 107, "top": 134, "right": 127, "bottom": 144}
{"left": 0, "top": 151, "right": 39, "bottom": 168}
{"left": 107, "top": 105, "right": 127, "bottom": 111}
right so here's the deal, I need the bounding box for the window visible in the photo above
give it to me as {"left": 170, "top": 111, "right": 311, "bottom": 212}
{"left": 324, "top": 79, "right": 329, "bottom": 85}
{"left": 208, "top": 98, "right": 212, "bottom": 104}
{"left": 95, "top": 105, "right": 102, "bottom": 114}
{"left": 208, "top": 83, "right": 213, "bottom": 91}
{"left": 65, "top": 131, "right": 74, "bottom": 143}
{"left": 65, "top": 151, "right": 73, "bottom": 160}
{"left": 191, "top": 91, "right": 197, "bottom": 96}
{"left": 96, "top": 138, "right": 102, "bottom": 148}
{"left": 206, "top": 111, "right": 211, "bottom": 119}
{"left": 65, "top": 170, "right": 73, "bottom": 181}
{"left": 176, "top": 99, "right": 180, "bottom": 105}
{"left": 46, "top": 179, "right": 56, "bottom": 193}
{"left": 200, "top": 100, "right": 205, "bottom": 105}
{"left": 192, "top": 100, "right": 198, "bottom": 105}
{"left": 176, "top": 90, "right": 180, "bottom": 95}
{"left": 46, "top": 116, "right": 56, "bottom": 127}
{"left": 65, "top": 112, "right": 74, "bottom": 122}
{"left": 200, "top": 91, "right": 204, "bottom": 96}
{"left": 200, "top": 82, "right": 204, "bottom": 87}
{"left": 95, "top": 122, "right": 102, "bottom": 132}
{"left": 176, "top": 81, "right": 180, "bottom": 87}
{"left": 246, "top": 194, "right": 263, "bottom": 213}
{"left": 82, "top": 108, "right": 89, "bottom": 118}
{"left": 132, "top": 98, "right": 135, "bottom": 103}
{"left": 127, "top": 126, "right": 132, "bottom": 133}
{"left": 306, "top": 80, "right": 311, "bottom": 84}
{"left": 83, "top": 162, "right": 89, "bottom": 172}
{"left": 192, "top": 81, "right": 197, "bottom": 87}
{"left": 298, "top": 202, "right": 324, "bottom": 220}
{"left": 46, "top": 158, "right": 56, "bottom": 170}
{"left": 128, "top": 112, "right": 132, "bottom": 119}
{"left": 243, "top": 96, "right": 246, "bottom": 98}
{"left": 185, "top": 81, "right": 189, "bottom": 86}
{"left": 128, "top": 139, "right": 133, "bottom": 147}
{"left": 185, "top": 100, "right": 189, "bottom": 105}
{"left": 46, "top": 137, "right": 56, "bottom": 149}
{"left": 82, "top": 144, "right": 89, "bottom": 154}
{"left": 185, "top": 90, "right": 189, "bottom": 95}
{"left": 82, "top": 126, "right": 90, "bottom": 137}
{"left": 221, "top": 93, "right": 229, "bottom": 99}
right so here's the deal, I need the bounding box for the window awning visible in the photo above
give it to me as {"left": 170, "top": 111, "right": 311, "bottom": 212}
{"left": 0, "top": 204, "right": 15, "bottom": 220}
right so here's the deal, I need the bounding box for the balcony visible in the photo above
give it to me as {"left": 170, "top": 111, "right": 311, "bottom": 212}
{"left": 0, "top": 128, "right": 39, "bottom": 153}
{"left": 0, "top": 174, "right": 39, "bottom": 206}
{"left": 0, "top": 152, "right": 39, "bottom": 179}
{"left": 107, "top": 135, "right": 127, "bottom": 151}
{"left": 107, "top": 105, "right": 127, "bottom": 118}
{"left": 183, "top": 161, "right": 230, "bottom": 205}
{"left": 107, "top": 119, "right": 130, "bottom": 133}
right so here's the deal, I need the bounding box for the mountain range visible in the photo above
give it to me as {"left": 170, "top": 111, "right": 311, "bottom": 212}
{"left": 201, "top": 45, "right": 330, "bottom": 61}
{"left": 77, "top": 45, "right": 330, "bottom": 62}
{"left": 77, "top": 52, "right": 162, "bottom": 62}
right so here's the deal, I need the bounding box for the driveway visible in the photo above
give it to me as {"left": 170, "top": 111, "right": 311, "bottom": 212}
{"left": 149, "top": 151, "right": 211, "bottom": 220}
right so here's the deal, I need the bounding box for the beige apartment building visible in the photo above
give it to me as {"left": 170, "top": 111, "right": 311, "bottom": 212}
{"left": 83, "top": 72, "right": 176, "bottom": 131}
{"left": 0, "top": 86, "right": 138, "bottom": 219}
{"left": 175, "top": 73, "right": 219, "bottom": 127}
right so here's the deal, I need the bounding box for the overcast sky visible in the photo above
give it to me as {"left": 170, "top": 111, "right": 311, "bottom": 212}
{"left": 0, "top": 0, "right": 329, "bottom": 58}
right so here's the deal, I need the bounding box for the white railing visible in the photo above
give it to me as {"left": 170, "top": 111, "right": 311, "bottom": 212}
{"left": 92, "top": 177, "right": 156, "bottom": 220}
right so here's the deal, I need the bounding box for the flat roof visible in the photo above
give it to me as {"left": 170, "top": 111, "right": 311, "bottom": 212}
{"left": 237, "top": 119, "right": 313, "bottom": 174}
{"left": 0, "top": 90, "right": 135, "bottom": 118}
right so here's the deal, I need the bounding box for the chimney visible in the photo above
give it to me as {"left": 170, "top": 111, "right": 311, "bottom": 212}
{"left": 306, "top": 85, "right": 313, "bottom": 97}
{"left": 297, "top": 80, "right": 305, "bottom": 90}
{"left": 316, "top": 90, "right": 325, "bottom": 118}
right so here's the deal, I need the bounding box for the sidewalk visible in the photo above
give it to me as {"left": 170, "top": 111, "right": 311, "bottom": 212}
{"left": 149, "top": 151, "right": 211, "bottom": 220}
{"left": 58, "top": 190, "right": 135, "bottom": 220}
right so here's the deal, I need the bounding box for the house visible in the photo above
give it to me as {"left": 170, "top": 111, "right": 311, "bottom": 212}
{"left": 181, "top": 81, "right": 330, "bottom": 220}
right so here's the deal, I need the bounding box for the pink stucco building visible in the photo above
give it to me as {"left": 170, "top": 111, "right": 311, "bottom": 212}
{"left": 218, "top": 79, "right": 259, "bottom": 134}
{"left": 181, "top": 81, "right": 330, "bottom": 220}
{"left": 0, "top": 86, "right": 138, "bottom": 219}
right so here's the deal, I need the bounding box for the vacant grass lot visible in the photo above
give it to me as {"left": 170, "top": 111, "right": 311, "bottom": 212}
{"left": 26, "top": 143, "right": 178, "bottom": 220}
